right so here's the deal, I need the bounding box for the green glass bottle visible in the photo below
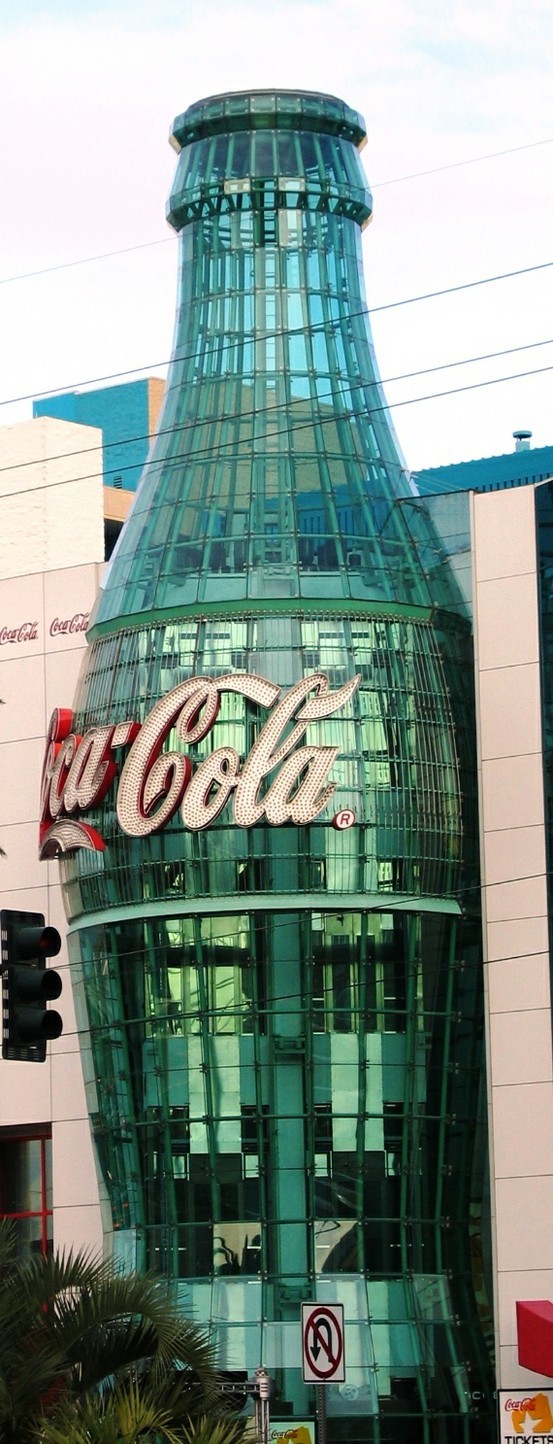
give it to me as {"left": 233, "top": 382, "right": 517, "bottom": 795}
{"left": 47, "top": 90, "right": 493, "bottom": 1439}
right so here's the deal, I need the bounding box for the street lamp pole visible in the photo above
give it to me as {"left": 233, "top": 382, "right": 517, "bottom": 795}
{"left": 253, "top": 1366, "right": 272, "bottom": 1444}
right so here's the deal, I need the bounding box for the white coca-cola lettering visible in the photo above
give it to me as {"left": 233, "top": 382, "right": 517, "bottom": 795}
{"left": 63, "top": 724, "right": 138, "bottom": 814}
{"left": 233, "top": 673, "right": 354, "bottom": 826}
{"left": 116, "top": 674, "right": 278, "bottom": 837}
{"left": 40, "top": 819, "right": 107, "bottom": 859}
{"left": 40, "top": 714, "right": 137, "bottom": 848}
{"left": 180, "top": 747, "right": 241, "bottom": 830}
{"left": 50, "top": 612, "right": 90, "bottom": 637}
{"left": 40, "top": 708, "right": 74, "bottom": 831}
{"left": 265, "top": 745, "right": 338, "bottom": 826}
{"left": 0, "top": 621, "right": 38, "bottom": 644}
{"left": 48, "top": 733, "right": 81, "bottom": 820}
{"left": 38, "top": 670, "right": 360, "bottom": 857}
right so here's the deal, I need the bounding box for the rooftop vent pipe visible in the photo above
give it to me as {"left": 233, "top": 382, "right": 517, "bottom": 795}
{"left": 513, "top": 429, "right": 532, "bottom": 452}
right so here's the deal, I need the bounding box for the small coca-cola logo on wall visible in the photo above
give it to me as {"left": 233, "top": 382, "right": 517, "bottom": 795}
{"left": 0, "top": 622, "right": 38, "bottom": 645}
{"left": 49, "top": 612, "right": 89, "bottom": 637}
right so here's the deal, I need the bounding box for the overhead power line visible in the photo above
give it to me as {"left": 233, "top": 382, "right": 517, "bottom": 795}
{"left": 385, "top": 335, "right": 553, "bottom": 384}
{"left": 369, "top": 260, "right": 553, "bottom": 313}
{"left": 0, "top": 356, "right": 551, "bottom": 492}
{"left": 0, "top": 237, "right": 174, "bottom": 288}
{"left": 46, "top": 926, "right": 553, "bottom": 1061}
{"left": 373, "top": 134, "right": 553, "bottom": 187}
{"left": 1, "top": 135, "right": 552, "bottom": 289}
{"left": 1, "top": 259, "right": 551, "bottom": 414}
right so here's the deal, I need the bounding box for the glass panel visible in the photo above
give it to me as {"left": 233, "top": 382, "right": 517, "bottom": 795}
{"left": 63, "top": 86, "right": 493, "bottom": 1435}
{"left": 0, "top": 1135, "right": 52, "bottom": 1258}
{"left": 9, "top": 1216, "right": 44, "bottom": 1258}
{"left": 213, "top": 1222, "right": 262, "bottom": 1275}
{"left": 0, "top": 1139, "right": 43, "bottom": 1214}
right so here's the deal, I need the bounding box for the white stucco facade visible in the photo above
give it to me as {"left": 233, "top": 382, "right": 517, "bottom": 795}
{"left": 0, "top": 416, "right": 105, "bottom": 1254}
{"left": 472, "top": 482, "right": 553, "bottom": 1390}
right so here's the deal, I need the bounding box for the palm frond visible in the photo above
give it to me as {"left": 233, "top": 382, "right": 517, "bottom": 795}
{"left": 181, "top": 1414, "right": 248, "bottom": 1444}
{"left": 38, "top": 1378, "right": 243, "bottom": 1444}
{"left": 0, "top": 1220, "right": 222, "bottom": 1444}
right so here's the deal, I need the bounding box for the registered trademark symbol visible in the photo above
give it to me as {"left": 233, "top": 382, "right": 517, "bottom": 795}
{"left": 332, "top": 808, "right": 356, "bottom": 831}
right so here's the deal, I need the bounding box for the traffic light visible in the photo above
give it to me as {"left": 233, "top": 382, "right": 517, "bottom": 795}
{"left": 1, "top": 909, "right": 63, "bottom": 1062}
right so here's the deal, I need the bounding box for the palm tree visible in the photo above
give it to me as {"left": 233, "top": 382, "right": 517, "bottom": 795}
{"left": 38, "top": 1389, "right": 247, "bottom": 1444}
{"left": 0, "top": 1221, "right": 244, "bottom": 1444}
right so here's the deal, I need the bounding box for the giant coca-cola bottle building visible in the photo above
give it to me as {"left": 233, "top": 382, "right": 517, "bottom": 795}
{"left": 48, "top": 91, "right": 494, "bottom": 1440}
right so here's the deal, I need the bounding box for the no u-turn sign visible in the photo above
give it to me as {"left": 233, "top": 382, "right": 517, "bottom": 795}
{"left": 301, "top": 1303, "right": 345, "bottom": 1383}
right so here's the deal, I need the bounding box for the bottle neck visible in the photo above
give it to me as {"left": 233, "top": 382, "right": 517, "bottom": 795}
{"left": 165, "top": 208, "right": 406, "bottom": 485}
{"left": 92, "top": 117, "right": 464, "bottom": 627}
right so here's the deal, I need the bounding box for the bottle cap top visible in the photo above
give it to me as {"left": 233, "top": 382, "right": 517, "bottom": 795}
{"left": 171, "top": 89, "right": 367, "bottom": 153}
{"left": 167, "top": 89, "right": 372, "bottom": 233}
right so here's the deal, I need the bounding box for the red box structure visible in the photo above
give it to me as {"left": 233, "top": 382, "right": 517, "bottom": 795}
{"left": 517, "top": 1301, "right": 553, "bottom": 1376}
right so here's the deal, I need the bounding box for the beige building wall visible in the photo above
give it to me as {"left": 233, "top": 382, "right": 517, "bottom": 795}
{"left": 0, "top": 416, "right": 106, "bottom": 1254}
{"left": 0, "top": 415, "right": 105, "bottom": 579}
{"left": 472, "top": 483, "right": 553, "bottom": 1388}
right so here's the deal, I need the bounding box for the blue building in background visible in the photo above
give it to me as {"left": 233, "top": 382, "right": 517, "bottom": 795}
{"left": 33, "top": 377, "right": 164, "bottom": 492}
{"left": 415, "top": 430, "right": 553, "bottom": 496}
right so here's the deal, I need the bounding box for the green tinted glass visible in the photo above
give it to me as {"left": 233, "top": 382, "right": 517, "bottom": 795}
{"left": 62, "top": 90, "right": 493, "bottom": 1438}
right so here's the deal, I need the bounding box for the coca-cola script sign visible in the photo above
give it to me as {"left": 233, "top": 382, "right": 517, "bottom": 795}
{"left": 0, "top": 622, "right": 38, "bottom": 645}
{"left": 39, "top": 670, "right": 360, "bottom": 858}
{"left": 49, "top": 612, "right": 89, "bottom": 637}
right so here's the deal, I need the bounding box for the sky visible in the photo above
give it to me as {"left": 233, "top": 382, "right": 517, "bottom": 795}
{"left": 0, "top": 0, "right": 552, "bottom": 473}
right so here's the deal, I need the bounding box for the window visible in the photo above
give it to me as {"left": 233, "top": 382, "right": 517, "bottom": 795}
{"left": 0, "top": 1128, "right": 53, "bottom": 1256}
{"left": 104, "top": 518, "right": 123, "bottom": 559}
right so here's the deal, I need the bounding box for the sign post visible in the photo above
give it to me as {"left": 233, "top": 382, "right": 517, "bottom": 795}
{"left": 302, "top": 1303, "right": 345, "bottom": 1444}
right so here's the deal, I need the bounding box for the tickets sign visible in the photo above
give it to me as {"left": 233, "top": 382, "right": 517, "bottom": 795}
{"left": 498, "top": 1388, "right": 553, "bottom": 1441}
{"left": 271, "top": 1426, "right": 314, "bottom": 1444}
